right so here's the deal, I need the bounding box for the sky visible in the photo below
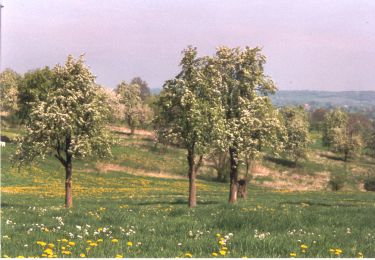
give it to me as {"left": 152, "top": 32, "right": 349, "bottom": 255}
{"left": 1, "top": 0, "right": 375, "bottom": 91}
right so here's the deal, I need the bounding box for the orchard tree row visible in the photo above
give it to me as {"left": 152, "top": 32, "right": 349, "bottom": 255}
{"left": 0, "top": 63, "right": 153, "bottom": 132}
{"left": 1, "top": 47, "right": 374, "bottom": 209}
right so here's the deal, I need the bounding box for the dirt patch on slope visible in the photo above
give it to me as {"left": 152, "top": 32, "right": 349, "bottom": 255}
{"left": 251, "top": 165, "right": 330, "bottom": 191}
{"left": 109, "top": 125, "right": 155, "bottom": 138}
{"left": 95, "top": 162, "right": 185, "bottom": 180}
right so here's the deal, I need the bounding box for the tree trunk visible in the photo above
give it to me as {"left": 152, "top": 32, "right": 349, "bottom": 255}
{"left": 187, "top": 149, "right": 196, "bottom": 208}
{"left": 294, "top": 157, "right": 299, "bottom": 167}
{"left": 130, "top": 126, "right": 135, "bottom": 135}
{"left": 239, "top": 159, "right": 252, "bottom": 199}
{"left": 217, "top": 169, "right": 224, "bottom": 182}
{"left": 127, "top": 116, "right": 135, "bottom": 135}
{"left": 228, "top": 147, "right": 238, "bottom": 204}
{"left": 238, "top": 179, "right": 248, "bottom": 199}
{"left": 344, "top": 150, "right": 348, "bottom": 162}
{"left": 65, "top": 162, "right": 73, "bottom": 208}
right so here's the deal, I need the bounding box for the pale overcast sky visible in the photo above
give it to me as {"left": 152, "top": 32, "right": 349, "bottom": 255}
{"left": 1, "top": 0, "right": 375, "bottom": 90}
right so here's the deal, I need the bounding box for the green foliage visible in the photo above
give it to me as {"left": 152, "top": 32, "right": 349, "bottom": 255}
{"left": 322, "top": 108, "right": 348, "bottom": 147}
{"left": 331, "top": 127, "right": 362, "bottom": 161}
{"left": 130, "top": 77, "right": 151, "bottom": 101}
{"left": 155, "top": 46, "right": 224, "bottom": 154}
{"left": 0, "top": 68, "right": 21, "bottom": 112}
{"left": 328, "top": 174, "right": 345, "bottom": 191}
{"left": 367, "top": 129, "right": 375, "bottom": 157}
{"left": 363, "top": 168, "right": 375, "bottom": 191}
{"left": 208, "top": 47, "right": 282, "bottom": 163}
{"left": 281, "top": 106, "right": 311, "bottom": 164}
{"left": 322, "top": 109, "right": 363, "bottom": 161}
{"left": 364, "top": 178, "right": 375, "bottom": 192}
{"left": 13, "top": 55, "right": 112, "bottom": 166}
{"left": 206, "top": 149, "right": 230, "bottom": 182}
{"left": 17, "top": 67, "right": 54, "bottom": 122}
{"left": 117, "top": 81, "right": 152, "bottom": 133}
{"left": 309, "top": 108, "right": 327, "bottom": 131}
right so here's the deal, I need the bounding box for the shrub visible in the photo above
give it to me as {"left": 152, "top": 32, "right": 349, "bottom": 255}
{"left": 364, "top": 178, "right": 375, "bottom": 192}
{"left": 328, "top": 175, "right": 345, "bottom": 191}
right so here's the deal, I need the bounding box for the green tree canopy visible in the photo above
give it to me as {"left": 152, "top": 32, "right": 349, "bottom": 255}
{"left": 322, "top": 109, "right": 363, "bottom": 161}
{"left": 17, "top": 66, "right": 54, "bottom": 122}
{"left": 155, "top": 46, "right": 225, "bottom": 207}
{"left": 13, "top": 55, "right": 112, "bottom": 208}
{"left": 116, "top": 81, "right": 152, "bottom": 134}
{"left": 0, "top": 68, "right": 21, "bottom": 114}
{"left": 280, "top": 106, "right": 311, "bottom": 165}
{"left": 322, "top": 108, "right": 348, "bottom": 147}
{"left": 130, "top": 77, "right": 151, "bottom": 101}
{"left": 210, "top": 46, "right": 278, "bottom": 203}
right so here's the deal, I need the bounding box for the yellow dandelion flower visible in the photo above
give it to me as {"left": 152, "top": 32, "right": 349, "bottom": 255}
{"left": 216, "top": 233, "right": 221, "bottom": 238}
{"left": 112, "top": 239, "right": 119, "bottom": 243}
{"left": 221, "top": 247, "right": 228, "bottom": 251}
{"left": 3, "top": 255, "right": 10, "bottom": 258}
{"left": 89, "top": 242, "right": 98, "bottom": 247}
{"left": 17, "top": 256, "right": 25, "bottom": 258}
{"left": 127, "top": 241, "right": 133, "bottom": 247}
{"left": 185, "top": 253, "right": 192, "bottom": 258}
{"left": 80, "top": 253, "right": 86, "bottom": 257}
{"left": 115, "top": 255, "right": 123, "bottom": 258}
{"left": 68, "top": 242, "right": 75, "bottom": 246}
{"left": 335, "top": 249, "right": 343, "bottom": 254}
{"left": 290, "top": 252, "right": 297, "bottom": 257}
{"left": 57, "top": 240, "right": 61, "bottom": 242}
{"left": 300, "top": 244, "right": 308, "bottom": 249}
{"left": 97, "top": 239, "right": 103, "bottom": 243}
{"left": 86, "top": 240, "right": 93, "bottom": 243}
{"left": 98, "top": 228, "right": 103, "bottom": 232}
{"left": 36, "top": 241, "right": 47, "bottom": 247}
{"left": 212, "top": 252, "right": 218, "bottom": 257}
{"left": 47, "top": 244, "right": 54, "bottom": 248}
{"left": 219, "top": 250, "right": 226, "bottom": 256}
{"left": 41, "top": 254, "right": 47, "bottom": 257}
{"left": 62, "top": 250, "right": 71, "bottom": 255}
{"left": 61, "top": 246, "right": 66, "bottom": 250}
{"left": 61, "top": 239, "right": 68, "bottom": 243}
{"left": 329, "top": 249, "right": 335, "bottom": 253}
{"left": 43, "top": 248, "right": 53, "bottom": 255}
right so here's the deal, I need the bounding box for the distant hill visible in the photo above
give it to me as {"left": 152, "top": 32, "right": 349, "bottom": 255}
{"left": 270, "top": 90, "right": 375, "bottom": 109}
{"left": 150, "top": 87, "right": 162, "bottom": 95}
{"left": 151, "top": 88, "right": 374, "bottom": 106}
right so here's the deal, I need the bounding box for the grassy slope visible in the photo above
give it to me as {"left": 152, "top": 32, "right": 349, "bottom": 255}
{"left": 1, "top": 128, "right": 375, "bottom": 258}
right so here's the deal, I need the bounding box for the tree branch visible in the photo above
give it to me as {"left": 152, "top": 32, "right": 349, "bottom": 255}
{"left": 194, "top": 155, "right": 204, "bottom": 173}
{"left": 55, "top": 137, "right": 67, "bottom": 166}
{"left": 55, "top": 154, "right": 67, "bottom": 166}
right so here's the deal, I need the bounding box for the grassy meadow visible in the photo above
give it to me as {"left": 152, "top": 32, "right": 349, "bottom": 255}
{"left": 1, "top": 126, "right": 375, "bottom": 258}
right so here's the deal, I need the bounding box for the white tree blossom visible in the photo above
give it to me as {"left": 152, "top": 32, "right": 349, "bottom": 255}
{"left": 13, "top": 55, "right": 112, "bottom": 207}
